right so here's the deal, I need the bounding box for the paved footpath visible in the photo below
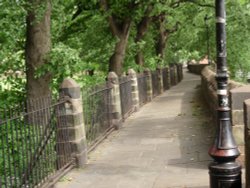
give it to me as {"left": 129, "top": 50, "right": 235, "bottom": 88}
{"left": 55, "top": 71, "right": 216, "bottom": 188}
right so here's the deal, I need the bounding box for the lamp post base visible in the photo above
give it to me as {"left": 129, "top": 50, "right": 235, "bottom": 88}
{"left": 209, "top": 161, "right": 242, "bottom": 188}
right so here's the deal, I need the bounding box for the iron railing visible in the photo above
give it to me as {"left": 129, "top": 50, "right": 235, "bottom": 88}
{"left": 119, "top": 76, "right": 133, "bottom": 120}
{"left": 137, "top": 73, "right": 148, "bottom": 106}
{"left": 0, "top": 67, "right": 182, "bottom": 187}
{"left": 0, "top": 96, "right": 75, "bottom": 188}
{"left": 151, "top": 70, "right": 160, "bottom": 97}
{"left": 82, "top": 83, "right": 113, "bottom": 149}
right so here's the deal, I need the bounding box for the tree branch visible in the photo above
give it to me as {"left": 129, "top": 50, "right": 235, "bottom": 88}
{"left": 100, "top": 0, "right": 122, "bottom": 37}
{"left": 135, "top": 4, "right": 154, "bottom": 41}
{"left": 171, "top": 0, "right": 214, "bottom": 8}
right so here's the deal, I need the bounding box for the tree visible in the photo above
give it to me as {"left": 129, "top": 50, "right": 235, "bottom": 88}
{"left": 134, "top": 4, "right": 154, "bottom": 66}
{"left": 25, "top": 0, "right": 52, "bottom": 100}
{"left": 100, "top": 0, "right": 137, "bottom": 76}
{"left": 155, "top": 13, "right": 179, "bottom": 61}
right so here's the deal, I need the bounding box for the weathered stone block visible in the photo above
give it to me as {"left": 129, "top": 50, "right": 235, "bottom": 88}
{"left": 144, "top": 69, "right": 153, "bottom": 101}
{"left": 232, "top": 110, "right": 244, "bottom": 126}
{"left": 244, "top": 99, "right": 250, "bottom": 188}
{"left": 71, "top": 138, "right": 87, "bottom": 154}
{"left": 60, "top": 78, "right": 81, "bottom": 99}
{"left": 245, "top": 99, "right": 250, "bottom": 130}
{"left": 58, "top": 124, "right": 86, "bottom": 142}
{"left": 128, "top": 69, "right": 140, "bottom": 111}
{"left": 188, "top": 64, "right": 208, "bottom": 75}
{"left": 232, "top": 124, "right": 244, "bottom": 146}
{"left": 108, "top": 72, "right": 122, "bottom": 129}
{"left": 230, "top": 85, "right": 250, "bottom": 110}
{"left": 59, "top": 113, "right": 84, "bottom": 127}
{"left": 75, "top": 150, "right": 88, "bottom": 168}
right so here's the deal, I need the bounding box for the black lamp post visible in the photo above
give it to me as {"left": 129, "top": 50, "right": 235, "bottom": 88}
{"left": 208, "top": 0, "right": 242, "bottom": 187}
{"left": 204, "top": 14, "right": 211, "bottom": 65}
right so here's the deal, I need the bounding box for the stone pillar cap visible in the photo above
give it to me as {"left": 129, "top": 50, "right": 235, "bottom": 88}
{"left": 128, "top": 69, "right": 137, "bottom": 77}
{"left": 60, "top": 78, "right": 79, "bottom": 89}
{"left": 108, "top": 72, "right": 119, "bottom": 84}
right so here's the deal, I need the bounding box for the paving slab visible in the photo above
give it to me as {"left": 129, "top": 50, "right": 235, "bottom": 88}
{"left": 54, "top": 70, "right": 234, "bottom": 188}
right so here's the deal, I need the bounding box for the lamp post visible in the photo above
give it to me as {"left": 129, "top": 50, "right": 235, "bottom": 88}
{"left": 204, "top": 15, "right": 210, "bottom": 65}
{"left": 208, "top": 0, "right": 242, "bottom": 187}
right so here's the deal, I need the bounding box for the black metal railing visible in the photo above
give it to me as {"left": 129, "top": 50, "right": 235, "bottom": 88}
{"left": 0, "top": 67, "right": 184, "bottom": 187}
{"left": 162, "top": 68, "right": 170, "bottom": 91}
{"left": 82, "top": 83, "right": 113, "bottom": 149}
{"left": 137, "top": 73, "right": 148, "bottom": 106}
{"left": 119, "top": 76, "right": 133, "bottom": 120}
{"left": 151, "top": 70, "right": 160, "bottom": 97}
{"left": 0, "top": 96, "right": 74, "bottom": 188}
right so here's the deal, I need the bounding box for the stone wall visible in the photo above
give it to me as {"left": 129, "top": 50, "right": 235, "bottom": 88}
{"left": 200, "top": 67, "right": 217, "bottom": 118}
{"left": 200, "top": 66, "right": 245, "bottom": 160}
{"left": 188, "top": 64, "right": 208, "bottom": 75}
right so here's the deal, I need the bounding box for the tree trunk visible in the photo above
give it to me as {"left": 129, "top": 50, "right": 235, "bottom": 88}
{"left": 155, "top": 14, "right": 179, "bottom": 61}
{"left": 156, "top": 31, "right": 168, "bottom": 59}
{"left": 135, "top": 51, "right": 144, "bottom": 66}
{"left": 101, "top": 0, "right": 133, "bottom": 76}
{"left": 108, "top": 22, "right": 131, "bottom": 76}
{"left": 135, "top": 20, "right": 148, "bottom": 66}
{"left": 135, "top": 5, "right": 153, "bottom": 66}
{"left": 25, "top": 0, "right": 52, "bottom": 125}
{"left": 25, "top": 0, "right": 52, "bottom": 101}
{"left": 156, "top": 15, "right": 168, "bottom": 59}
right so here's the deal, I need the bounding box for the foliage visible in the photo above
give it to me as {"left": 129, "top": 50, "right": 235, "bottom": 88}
{"left": 0, "top": 1, "right": 26, "bottom": 106}
{"left": 166, "top": 1, "right": 215, "bottom": 63}
{"left": 226, "top": 1, "right": 250, "bottom": 81}
{"left": 0, "top": 0, "right": 250, "bottom": 105}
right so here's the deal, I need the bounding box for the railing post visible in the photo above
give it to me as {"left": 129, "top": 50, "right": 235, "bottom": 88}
{"left": 128, "top": 69, "right": 140, "bottom": 111}
{"left": 208, "top": 0, "right": 242, "bottom": 187}
{"left": 144, "top": 68, "right": 153, "bottom": 102}
{"left": 59, "top": 78, "right": 87, "bottom": 168}
{"left": 108, "top": 72, "right": 122, "bottom": 129}
{"left": 157, "top": 66, "right": 164, "bottom": 94}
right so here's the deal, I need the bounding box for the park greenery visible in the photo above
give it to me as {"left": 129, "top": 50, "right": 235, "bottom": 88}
{"left": 0, "top": 0, "right": 249, "bottom": 106}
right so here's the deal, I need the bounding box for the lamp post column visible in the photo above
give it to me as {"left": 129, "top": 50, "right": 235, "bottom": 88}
{"left": 208, "top": 0, "right": 242, "bottom": 187}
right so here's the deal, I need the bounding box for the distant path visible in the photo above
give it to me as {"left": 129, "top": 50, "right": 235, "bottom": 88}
{"left": 55, "top": 70, "right": 215, "bottom": 188}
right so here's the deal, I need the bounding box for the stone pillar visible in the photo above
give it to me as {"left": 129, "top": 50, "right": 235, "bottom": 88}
{"left": 244, "top": 99, "right": 250, "bottom": 188}
{"left": 144, "top": 68, "right": 153, "bottom": 102}
{"left": 58, "top": 78, "right": 87, "bottom": 168}
{"left": 157, "top": 67, "right": 164, "bottom": 94}
{"left": 166, "top": 67, "right": 171, "bottom": 90}
{"left": 180, "top": 64, "right": 184, "bottom": 80}
{"left": 230, "top": 85, "right": 250, "bottom": 167}
{"left": 176, "top": 64, "right": 182, "bottom": 82}
{"left": 169, "top": 64, "right": 176, "bottom": 86}
{"left": 174, "top": 64, "right": 178, "bottom": 85}
{"left": 108, "top": 72, "right": 122, "bottom": 129}
{"left": 128, "top": 69, "right": 140, "bottom": 112}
